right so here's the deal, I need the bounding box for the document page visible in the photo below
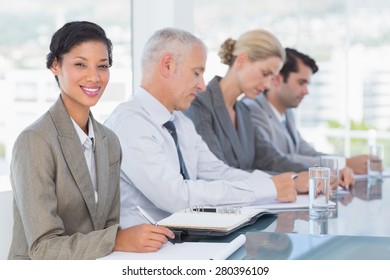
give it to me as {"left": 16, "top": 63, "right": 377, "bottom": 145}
{"left": 98, "top": 234, "right": 246, "bottom": 260}
{"left": 248, "top": 195, "right": 335, "bottom": 211}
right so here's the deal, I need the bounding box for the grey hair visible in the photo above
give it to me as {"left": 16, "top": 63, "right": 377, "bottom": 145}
{"left": 141, "top": 27, "right": 206, "bottom": 72}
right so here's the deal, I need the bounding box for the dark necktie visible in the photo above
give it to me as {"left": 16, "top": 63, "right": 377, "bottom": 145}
{"left": 163, "top": 121, "right": 190, "bottom": 180}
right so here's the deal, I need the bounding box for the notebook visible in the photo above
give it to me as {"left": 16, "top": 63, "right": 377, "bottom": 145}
{"left": 156, "top": 207, "right": 267, "bottom": 236}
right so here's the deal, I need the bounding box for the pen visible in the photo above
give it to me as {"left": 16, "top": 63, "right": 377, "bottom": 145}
{"left": 191, "top": 206, "right": 241, "bottom": 214}
{"left": 137, "top": 205, "right": 158, "bottom": 225}
{"left": 192, "top": 207, "right": 217, "bottom": 213}
{"left": 137, "top": 206, "right": 175, "bottom": 244}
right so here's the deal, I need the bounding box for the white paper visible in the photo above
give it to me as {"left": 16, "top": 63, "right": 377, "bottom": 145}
{"left": 209, "top": 234, "right": 246, "bottom": 260}
{"left": 247, "top": 194, "right": 335, "bottom": 211}
{"left": 98, "top": 234, "right": 246, "bottom": 260}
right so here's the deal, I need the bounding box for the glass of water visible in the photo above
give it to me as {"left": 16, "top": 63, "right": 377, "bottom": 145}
{"left": 309, "top": 167, "right": 331, "bottom": 219}
{"left": 368, "top": 144, "right": 384, "bottom": 180}
{"left": 320, "top": 156, "right": 339, "bottom": 191}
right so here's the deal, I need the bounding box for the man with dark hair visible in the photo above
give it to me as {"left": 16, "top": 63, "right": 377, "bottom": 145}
{"left": 244, "top": 48, "right": 367, "bottom": 180}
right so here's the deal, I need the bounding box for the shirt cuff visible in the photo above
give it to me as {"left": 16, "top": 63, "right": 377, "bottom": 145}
{"left": 246, "top": 170, "right": 277, "bottom": 200}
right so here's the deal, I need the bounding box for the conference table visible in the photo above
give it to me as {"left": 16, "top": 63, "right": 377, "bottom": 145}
{"left": 205, "top": 177, "right": 390, "bottom": 260}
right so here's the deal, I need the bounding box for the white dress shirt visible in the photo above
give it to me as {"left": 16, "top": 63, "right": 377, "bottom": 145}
{"left": 268, "top": 101, "right": 296, "bottom": 145}
{"left": 71, "top": 117, "right": 98, "bottom": 203}
{"left": 104, "top": 87, "right": 277, "bottom": 227}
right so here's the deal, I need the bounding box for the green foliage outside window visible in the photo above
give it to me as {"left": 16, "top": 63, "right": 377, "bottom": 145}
{"left": 327, "top": 120, "right": 390, "bottom": 167}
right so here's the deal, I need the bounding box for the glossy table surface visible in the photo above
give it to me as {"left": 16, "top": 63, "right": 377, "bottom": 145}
{"left": 207, "top": 177, "right": 390, "bottom": 259}
{"left": 265, "top": 178, "right": 390, "bottom": 238}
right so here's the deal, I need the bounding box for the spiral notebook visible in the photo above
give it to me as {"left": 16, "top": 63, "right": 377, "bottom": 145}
{"left": 156, "top": 207, "right": 268, "bottom": 236}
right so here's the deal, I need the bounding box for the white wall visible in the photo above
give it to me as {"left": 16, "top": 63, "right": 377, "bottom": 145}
{"left": 131, "top": 0, "right": 194, "bottom": 91}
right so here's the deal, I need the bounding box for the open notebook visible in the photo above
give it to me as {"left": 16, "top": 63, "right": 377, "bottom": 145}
{"left": 156, "top": 207, "right": 267, "bottom": 236}
{"left": 98, "top": 234, "right": 246, "bottom": 260}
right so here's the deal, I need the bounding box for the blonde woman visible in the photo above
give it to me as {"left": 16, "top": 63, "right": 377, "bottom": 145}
{"left": 185, "top": 29, "right": 308, "bottom": 192}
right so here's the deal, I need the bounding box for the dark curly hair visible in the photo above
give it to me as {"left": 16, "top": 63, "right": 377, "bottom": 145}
{"left": 46, "top": 21, "right": 113, "bottom": 85}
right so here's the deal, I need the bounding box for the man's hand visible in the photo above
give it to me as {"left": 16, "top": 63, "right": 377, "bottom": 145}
{"left": 271, "top": 172, "right": 298, "bottom": 202}
{"left": 339, "top": 166, "right": 355, "bottom": 190}
{"left": 346, "top": 155, "right": 369, "bottom": 174}
{"left": 294, "top": 171, "right": 309, "bottom": 194}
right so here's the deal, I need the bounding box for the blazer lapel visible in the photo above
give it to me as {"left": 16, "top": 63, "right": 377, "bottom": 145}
{"left": 92, "top": 117, "right": 110, "bottom": 229}
{"left": 49, "top": 97, "right": 98, "bottom": 229}
{"left": 258, "top": 95, "right": 296, "bottom": 153}
{"left": 285, "top": 110, "right": 299, "bottom": 151}
{"left": 234, "top": 102, "right": 254, "bottom": 166}
{"left": 210, "top": 78, "right": 246, "bottom": 165}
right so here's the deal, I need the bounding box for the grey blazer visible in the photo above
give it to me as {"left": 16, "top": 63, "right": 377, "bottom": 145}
{"left": 185, "top": 76, "right": 306, "bottom": 173}
{"left": 244, "top": 94, "right": 324, "bottom": 167}
{"left": 8, "top": 96, "right": 121, "bottom": 260}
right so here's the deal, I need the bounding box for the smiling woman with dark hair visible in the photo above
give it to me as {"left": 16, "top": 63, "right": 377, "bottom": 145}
{"left": 8, "top": 21, "right": 173, "bottom": 260}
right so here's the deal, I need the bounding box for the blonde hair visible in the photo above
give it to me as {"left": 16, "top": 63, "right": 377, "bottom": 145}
{"left": 218, "top": 29, "right": 285, "bottom": 67}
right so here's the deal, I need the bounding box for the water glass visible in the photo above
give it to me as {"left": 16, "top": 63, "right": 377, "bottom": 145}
{"left": 368, "top": 144, "right": 384, "bottom": 179}
{"left": 309, "top": 167, "right": 331, "bottom": 219}
{"left": 320, "top": 156, "right": 339, "bottom": 190}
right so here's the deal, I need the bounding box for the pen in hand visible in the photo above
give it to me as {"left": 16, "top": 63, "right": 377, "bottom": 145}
{"left": 136, "top": 206, "right": 176, "bottom": 244}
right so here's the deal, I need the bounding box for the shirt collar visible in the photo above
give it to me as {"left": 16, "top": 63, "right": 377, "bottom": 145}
{"left": 71, "top": 116, "right": 95, "bottom": 150}
{"left": 133, "top": 87, "right": 175, "bottom": 125}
